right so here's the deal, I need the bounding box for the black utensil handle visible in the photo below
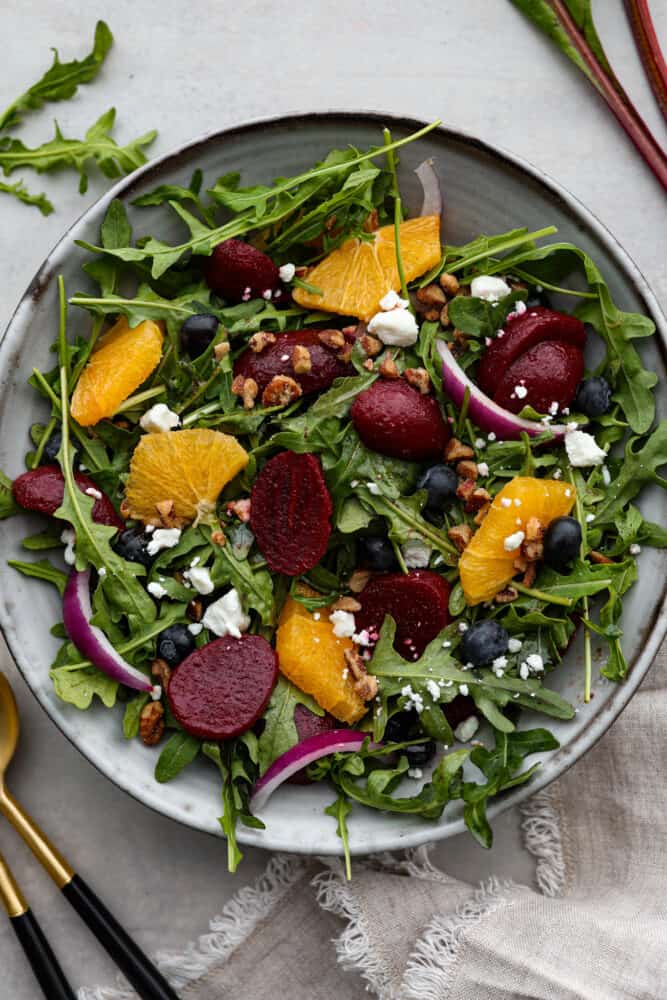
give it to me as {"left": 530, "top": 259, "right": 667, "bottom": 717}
{"left": 62, "top": 875, "right": 179, "bottom": 1000}
{"left": 10, "top": 909, "right": 76, "bottom": 1000}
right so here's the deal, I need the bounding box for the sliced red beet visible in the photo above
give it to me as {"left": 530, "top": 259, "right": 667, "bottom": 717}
{"left": 205, "top": 239, "right": 282, "bottom": 303}
{"left": 351, "top": 379, "right": 449, "bottom": 461}
{"left": 250, "top": 451, "right": 332, "bottom": 576}
{"left": 288, "top": 705, "right": 338, "bottom": 785}
{"left": 493, "top": 341, "right": 585, "bottom": 414}
{"left": 442, "top": 695, "right": 477, "bottom": 730}
{"left": 168, "top": 634, "right": 278, "bottom": 740}
{"left": 12, "top": 466, "right": 124, "bottom": 529}
{"left": 234, "top": 329, "right": 352, "bottom": 395}
{"left": 355, "top": 570, "right": 451, "bottom": 661}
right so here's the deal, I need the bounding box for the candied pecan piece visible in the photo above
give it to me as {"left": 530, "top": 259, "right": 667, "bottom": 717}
{"left": 292, "top": 344, "right": 312, "bottom": 374}
{"left": 331, "top": 596, "right": 362, "bottom": 613}
{"left": 155, "top": 499, "right": 179, "bottom": 528}
{"left": 439, "top": 303, "right": 450, "bottom": 327}
{"left": 473, "top": 502, "right": 490, "bottom": 525}
{"left": 456, "top": 459, "right": 478, "bottom": 480}
{"left": 404, "top": 368, "right": 431, "bottom": 395}
{"left": 522, "top": 516, "right": 544, "bottom": 562}
{"left": 317, "top": 329, "right": 346, "bottom": 350}
{"left": 214, "top": 341, "right": 230, "bottom": 360}
{"left": 456, "top": 478, "right": 476, "bottom": 504}
{"left": 343, "top": 648, "right": 378, "bottom": 701}
{"left": 445, "top": 438, "right": 475, "bottom": 462}
{"left": 348, "top": 569, "right": 372, "bottom": 593}
{"left": 416, "top": 283, "right": 446, "bottom": 307}
{"left": 226, "top": 498, "right": 252, "bottom": 522}
{"left": 448, "top": 524, "right": 473, "bottom": 552}
{"left": 494, "top": 586, "right": 518, "bottom": 604}
{"left": 231, "top": 374, "right": 259, "bottom": 410}
{"left": 187, "top": 598, "right": 203, "bottom": 622}
{"left": 211, "top": 529, "right": 226, "bottom": 546}
{"left": 360, "top": 334, "right": 382, "bottom": 357}
{"left": 249, "top": 331, "right": 277, "bottom": 353}
{"left": 151, "top": 658, "right": 172, "bottom": 692}
{"left": 261, "top": 375, "right": 303, "bottom": 407}
{"left": 140, "top": 701, "right": 165, "bottom": 746}
{"left": 465, "top": 487, "right": 491, "bottom": 513}
{"left": 439, "top": 272, "right": 460, "bottom": 296}
{"left": 379, "top": 356, "right": 400, "bottom": 379}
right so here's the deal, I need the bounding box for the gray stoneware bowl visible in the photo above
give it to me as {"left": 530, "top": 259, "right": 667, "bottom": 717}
{"left": 1, "top": 113, "right": 666, "bottom": 855}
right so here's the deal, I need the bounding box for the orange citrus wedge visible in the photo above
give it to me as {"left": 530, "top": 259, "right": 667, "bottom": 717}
{"left": 125, "top": 428, "right": 248, "bottom": 527}
{"left": 459, "top": 477, "right": 576, "bottom": 606}
{"left": 292, "top": 215, "right": 441, "bottom": 321}
{"left": 71, "top": 316, "right": 164, "bottom": 427}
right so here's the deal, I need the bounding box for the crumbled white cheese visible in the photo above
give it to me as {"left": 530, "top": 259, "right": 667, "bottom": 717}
{"left": 407, "top": 767, "right": 423, "bottom": 779}
{"left": 426, "top": 679, "right": 441, "bottom": 700}
{"left": 98, "top": 567, "right": 107, "bottom": 578}
{"left": 508, "top": 637, "right": 523, "bottom": 653}
{"left": 511, "top": 300, "right": 528, "bottom": 317}
{"left": 379, "top": 289, "right": 410, "bottom": 311}
{"left": 188, "top": 622, "right": 203, "bottom": 636}
{"left": 629, "top": 543, "right": 641, "bottom": 556}
{"left": 524, "top": 653, "right": 544, "bottom": 674}
{"left": 503, "top": 530, "right": 525, "bottom": 552}
{"left": 402, "top": 538, "right": 432, "bottom": 569}
{"left": 514, "top": 385, "right": 528, "bottom": 400}
{"left": 278, "top": 262, "right": 296, "bottom": 283}
{"left": 601, "top": 465, "right": 611, "bottom": 486}
{"left": 367, "top": 307, "right": 419, "bottom": 346}
{"left": 454, "top": 715, "right": 479, "bottom": 742}
{"left": 488, "top": 432, "right": 496, "bottom": 442}
{"left": 492, "top": 655, "right": 508, "bottom": 671}
{"left": 519, "top": 662, "right": 530, "bottom": 680}
{"left": 586, "top": 513, "right": 595, "bottom": 523}
{"left": 202, "top": 588, "right": 250, "bottom": 637}
{"left": 553, "top": 469, "right": 562, "bottom": 480}
{"left": 147, "top": 528, "right": 182, "bottom": 556}
{"left": 139, "top": 403, "right": 181, "bottom": 434}
{"left": 400, "top": 684, "right": 424, "bottom": 713}
{"left": 565, "top": 428, "right": 606, "bottom": 468}
{"left": 549, "top": 401, "right": 559, "bottom": 416}
{"left": 281, "top": 354, "right": 289, "bottom": 361}
{"left": 365, "top": 482, "right": 381, "bottom": 495}
{"left": 84, "top": 486, "right": 102, "bottom": 500}
{"left": 61, "top": 528, "right": 76, "bottom": 565}
{"left": 477, "top": 462, "right": 489, "bottom": 477}
{"left": 183, "top": 566, "right": 214, "bottom": 595}
{"left": 353, "top": 629, "right": 371, "bottom": 647}
{"left": 262, "top": 289, "right": 273, "bottom": 300}
{"left": 458, "top": 622, "right": 469, "bottom": 633}
{"left": 458, "top": 683, "right": 469, "bottom": 696}
{"left": 190, "top": 556, "right": 200, "bottom": 568}
{"left": 330, "top": 610, "right": 356, "bottom": 638}
{"left": 475, "top": 437, "right": 486, "bottom": 449}
{"left": 442, "top": 640, "right": 452, "bottom": 648}
{"left": 147, "top": 581, "right": 168, "bottom": 599}
{"left": 145, "top": 524, "right": 155, "bottom": 533}
{"left": 470, "top": 274, "right": 511, "bottom": 303}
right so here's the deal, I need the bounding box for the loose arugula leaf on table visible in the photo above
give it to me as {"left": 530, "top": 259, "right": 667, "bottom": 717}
{"left": 325, "top": 794, "right": 354, "bottom": 881}
{"left": 0, "top": 21, "right": 113, "bottom": 132}
{"left": 8, "top": 558, "right": 68, "bottom": 595}
{"left": 258, "top": 676, "right": 324, "bottom": 775}
{"left": 155, "top": 732, "right": 202, "bottom": 783}
{"left": 0, "top": 470, "right": 20, "bottom": 519}
{"left": 204, "top": 735, "right": 264, "bottom": 873}
{"left": 0, "top": 179, "right": 53, "bottom": 214}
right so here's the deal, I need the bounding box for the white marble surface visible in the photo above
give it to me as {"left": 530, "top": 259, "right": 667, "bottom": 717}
{"left": 1, "top": 2, "right": 665, "bottom": 996}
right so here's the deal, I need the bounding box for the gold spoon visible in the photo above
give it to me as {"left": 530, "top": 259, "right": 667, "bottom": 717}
{"left": 0, "top": 671, "right": 179, "bottom": 1000}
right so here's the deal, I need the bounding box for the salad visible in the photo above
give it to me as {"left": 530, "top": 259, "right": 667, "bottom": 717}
{"left": 2, "top": 121, "right": 666, "bottom": 875}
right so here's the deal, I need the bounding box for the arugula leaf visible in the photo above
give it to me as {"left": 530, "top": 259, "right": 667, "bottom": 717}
{"left": 208, "top": 532, "right": 274, "bottom": 625}
{"left": 324, "top": 794, "right": 353, "bottom": 880}
{"left": 447, "top": 289, "right": 527, "bottom": 338}
{"left": 258, "top": 676, "right": 324, "bottom": 775}
{"left": 0, "top": 470, "right": 20, "bottom": 519}
{"left": 123, "top": 692, "right": 150, "bottom": 738}
{"left": 50, "top": 664, "right": 118, "bottom": 709}
{"left": 8, "top": 558, "right": 68, "bottom": 595}
{"left": 355, "top": 486, "right": 458, "bottom": 564}
{"left": 0, "top": 179, "right": 53, "bottom": 214}
{"left": 0, "top": 21, "right": 113, "bottom": 132}
{"left": 155, "top": 732, "right": 201, "bottom": 783}
{"left": 21, "top": 529, "right": 63, "bottom": 551}
{"left": 594, "top": 422, "right": 667, "bottom": 524}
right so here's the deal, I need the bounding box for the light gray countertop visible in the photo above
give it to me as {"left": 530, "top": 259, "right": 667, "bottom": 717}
{"left": 1, "top": 2, "right": 666, "bottom": 996}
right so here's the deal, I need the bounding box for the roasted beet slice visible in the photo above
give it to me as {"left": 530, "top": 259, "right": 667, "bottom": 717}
{"left": 351, "top": 379, "right": 449, "bottom": 461}
{"left": 250, "top": 451, "right": 332, "bottom": 576}
{"left": 234, "top": 329, "right": 352, "bottom": 395}
{"left": 168, "top": 634, "right": 278, "bottom": 740}
{"left": 288, "top": 705, "right": 338, "bottom": 784}
{"left": 355, "top": 570, "right": 451, "bottom": 660}
{"left": 443, "top": 695, "right": 477, "bottom": 730}
{"left": 205, "top": 239, "right": 282, "bottom": 303}
{"left": 493, "top": 341, "right": 585, "bottom": 414}
{"left": 477, "top": 306, "right": 586, "bottom": 397}
{"left": 12, "top": 466, "right": 124, "bottom": 529}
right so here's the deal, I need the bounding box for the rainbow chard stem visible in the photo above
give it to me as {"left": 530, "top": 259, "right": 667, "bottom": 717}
{"left": 624, "top": 0, "right": 667, "bottom": 124}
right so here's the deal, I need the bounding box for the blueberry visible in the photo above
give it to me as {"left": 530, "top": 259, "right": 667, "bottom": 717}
{"left": 384, "top": 710, "right": 417, "bottom": 743}
{"left": 406, "top": 742, "right": 436, "bottom": 767}
{"left": 358, "top": 536, "right": 398, "bottom": 572}
{"left": 181, "top": 313, "right": 220, "bottom": 358}
{"left": 460, "top": 620, "right": 509, "bottom": 667}
{"left": 543, "top": 516, "right": 582, "bottom": 571}
{"left": 156, "top": 624, "right": 195, "bottom": 667}
{"left": 40, "top": 427, "right": 78, "bottom": 466}
{"left": 112, "top": 528, "right": 153, "bottom": 568}
{"left": 574, "top": 377, "right": 612, "bottom": 418}
{"left": 416, "top": 464, "right": 458, "bottom": 522}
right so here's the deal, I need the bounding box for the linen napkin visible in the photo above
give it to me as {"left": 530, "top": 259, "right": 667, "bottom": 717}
{"left": 84, "top": 640, "right": 667, "bottom": 1000}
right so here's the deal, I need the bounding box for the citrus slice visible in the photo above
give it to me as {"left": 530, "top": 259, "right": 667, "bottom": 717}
{"left": 124, "top": 429, "right": 249, "bottom": 526}
{"left": 459, "top": 476, "right": 576, "bottom": 606}
{"left": 292, "top": 215, "right": 441, "bottom": 321}
{"left": 71, "top": 317, "right": 164, "bottom": 427}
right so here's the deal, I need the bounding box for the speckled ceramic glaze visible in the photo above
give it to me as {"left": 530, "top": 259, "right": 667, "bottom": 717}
{"left": 1, "top": 114, "right": 665, "bottom": 854}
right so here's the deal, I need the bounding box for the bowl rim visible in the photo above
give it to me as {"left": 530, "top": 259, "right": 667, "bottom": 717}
{"left": 1, "top": 109, "right": 666, "bottom": 854}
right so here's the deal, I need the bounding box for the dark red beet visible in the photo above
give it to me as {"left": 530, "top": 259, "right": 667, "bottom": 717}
{"left": 250, "top": 452, "right": 332, "bottom": 576}
{"left": 442, "top": 695, "right": 477, "bottom": 730}
{"left": 12, "top": 466, "right": 124, "bottom": 529}
{"left": 288, "top": 705, "right": 338, "bottom": 785}
{"left": 477, "top": 306, "right": 586, "bottom": 415}
{"left": 355, "top": 570, "right": 451, "bottom": 660}
{"left": 234, "top": 329, "right": 352, "bottom": 395}
{"left": 205, "top": 239, "right": 282, "bottom": 303}
{"left": 351, "top": 379, "right": 449, "bottom": 461}
{"left": 493, "top": 341, "right": 585, "bottom": 414}
{"left": 168, "top": 635, "right": 278, "bottom": 740}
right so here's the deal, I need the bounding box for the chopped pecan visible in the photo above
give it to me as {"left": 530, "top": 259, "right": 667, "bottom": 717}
{"left": 292, "top": 344, "right": 312, "bottom": 374}
{"left": 348, "top": 569, "right": 371, "bottom": 593}
{"left": 317, "top": 329, "right": 346, "bottom": 350}
{"left": 456, "top": 459, "right": 478, "bottom": 480}
{"left": 151, "top": 658, "right": 172, "bottom": 692}
{"left": 445, "top": 437, "right": 475, "bottom": 462}
{"left": 359, "top": 333, "right": 382, "bottom": 357}
{"left": 214, "top": 341, "right": 230, "bottom": 360}
{"left": 379, "top": 356, "right": 400, "bottom": 379}
{"left": 155, "top": 499, "right": 179, "bottom": 527}
{"left": 522, "top": 516, "right": 544, "bottom": 562}
{"left": 439, "top": 303, "right": 450, "bottom": 327}
{"left": 331, "top": 596, "right": 362, "bottom": 613}
{"left": 211, "top": 529, "right": 226, "bottom": 546}
{"left": 362, "top": 358, "right": 375, "bottom": 371}
{"left": 456, "top": 478, "right": 476, "bottom": 504}
{"left": 439, "top": 272, "right": 460, "bottom": 296}
{"left": 522, "top": 562, "right": 537, "bottom": 587}
{"left": 262, "top": 375, "right": 302, "bottom": 407}
{"left": 336, "top": 342, "right": 354, "bottom": 363}
{"left": 186, "top": 598, "right": 203, "bottom": 622}
{"left": 140, "top": 701, "right": 165, "bottom": 746}
{"left": 467, "top": 487, "right": 492, "bottom": 513}
{"left": 590, "top": 550, "right": 614, "bottom": 565}
{"left": 343, "top": 648, "right": 378, "bottom": 701}
{"left": 355, "top": 674, "right": 379, "bottom": 701}
{"left": 249, "top": 331, "right": 276, "bottom": 353}
{"left": 494, "top": 586, "right": 518, "bottom": 604}
{"left": 473, "top": 502, "right": 490, "bottom": 525}
{"left": 452, "top": 328, "right": 469, "bottom": 352}
{"left": 226, "top": 498, "right": 252, "bottom": 523}
{"left": 423, "top": 308, "right": 441, "bottom": 322}
{"left": 232, "top": 374, "right": 259, "bottom": 410}
{"left": 448, "top": 524, "right": 473, "bottom": 552}
{"left": 416, "top": 283, "right": 446, "bottom": 307}
{"left": 513, "top": 555, "right": 528, "bottom": 574}
{"left": 404, "top": 368, "right": 431, "bottom": 394}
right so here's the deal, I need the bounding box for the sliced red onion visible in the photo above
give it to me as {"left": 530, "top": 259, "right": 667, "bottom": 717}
{"left": 250, "top": 729, "right": 373, "bottom": 812}
{"left": 415, "top": 158, "right": 443, "bottom": 217}
{"left": 63, "top": 569, "right": 159, "bottom": 696}
{"left": 436, "top": 339, "right": 568, "bottom": 441}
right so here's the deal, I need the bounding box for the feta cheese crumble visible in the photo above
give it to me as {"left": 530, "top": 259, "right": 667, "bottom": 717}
{"left": 202, "top": 588, "right": 250, "bottom": 637}
{"left": 147, "top": 528, "right": 182, "bottom": 556}
{"left": 407, "top": 767, "right": 423, "bottom": 780}
{"left": 602, "top": 465, "right": 611, "bottom": 486}
{"left": 379, "top": 289, "right": 410, "bottom": 311}
{"left": 514, "top": 385, "right": 528, "bottom": 400}
{"left": 84, "top": 486, "right": 102, "bottom": 500}
{"left": 565, "top": 428, "right": 606, "bottom": 467}
{"left": 503, "top": 530, "right": 525, "bottom": 552}
{"left": 61, "top": 528, "right": 76, "bottom": 565}
{"left": 367, "top": 307, "right": 419, "bottom": 346}
{"left": 426, "top": 679, "right": 441, "bottom": 700}
{"left": 188, "top": 623, "right": 203, "bottom": 636}
{"left": 183, "top": 566, "right": 214, "bottom": 595}
{"left": 458, "top": 683, "right": 469, "bottom": 696}
{"left": 549, "top": 401, "right": 559, "bottom": 416}
{"left": 470, "top": 274, "right": 511, "bottom": 303}
{"left": 477, "top": 461, "right": 489, "bottom": 477}
{"left": 365, "top": 482, "right": 381, "bottom": 495}
{"left": 508, "top": 637, "right": 523, "bottom": 653}
{"left": 147, "top": 581, "right": 168, "bottom": 599}
{"left": 629, "top": 543, "right": 641, "bottom": 555}
{"left": 329, "top": 610, "right": 356, "bottom": 638}
{"left": 402, "top": 538, "right": 432, "bottom": 569}
{"left": 454, "top": 715, "right": 479, "bottom": 742}
{"left": 401, "top": 684, "right": 424, "bottom": 713}
{"left": 140, "top": 403, "right": 181, "bottom": 434}
{"left": 278, "top": 262, "right": 296, "bottom": 283}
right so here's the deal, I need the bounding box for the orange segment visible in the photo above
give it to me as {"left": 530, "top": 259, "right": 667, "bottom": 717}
{"left": 292, "top": 215, "right": 441, "bottom": 321}
{"left": 459, "top": 477, "right": 576, "bottom": 606}
{"left": 125, "top": 429, "right": 248, "bottom": 526}
{"left": 276, "top": 594, "right": 366, "bottom": 724}
{"left": 71, "top": 317, "right": 164, "bottom": 427}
